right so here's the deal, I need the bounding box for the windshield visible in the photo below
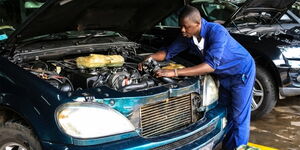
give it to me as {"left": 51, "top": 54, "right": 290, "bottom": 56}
{"left": 191, "top": 0, "right": 300, "bottom": 25}
{"left": 191, "top": 0, "right": 238, "bottom": 23}
{"left": 158, "top": 0, "right": 239, "bottom": 27}
{"left": 0, "top": 25, "right": 14, "bottom": 41}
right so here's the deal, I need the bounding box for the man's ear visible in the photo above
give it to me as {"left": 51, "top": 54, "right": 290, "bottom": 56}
{"left": 196, "top": 22, "right": 201, "bottom": 29}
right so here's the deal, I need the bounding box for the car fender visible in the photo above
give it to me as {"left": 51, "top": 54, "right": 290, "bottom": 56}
{"left": 0, "top": 56, "right": 74, "bottom": 144}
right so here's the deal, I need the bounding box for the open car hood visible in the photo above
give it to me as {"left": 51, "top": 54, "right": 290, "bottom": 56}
{"left": 8, "top": 0, "right": 183, "bottom": 44}
{"left": 225, "top": 0, "right": 297, "bottom": 25}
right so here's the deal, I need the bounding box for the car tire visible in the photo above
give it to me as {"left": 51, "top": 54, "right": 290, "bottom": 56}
{"left": 0, "top": 121, "right": 42, "bottom": 150}
{"left": 251, "top": 65, "right": 277, "bottom": 120}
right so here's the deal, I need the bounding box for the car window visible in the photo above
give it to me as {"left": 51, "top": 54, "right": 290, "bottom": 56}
{"left": 0, "top": 25, "right": 15, "bottom": 41}
{"left": 158, "top": 1, "right": 237, "bottom": 28}
{"left": 202, "top": 3, "right": 235, "bottom": 22}
{"left": 161, "top": 12, "right": 179, "bottom": 27}
{"left": 191, "top": 0, "right": 237, "bottom": 23}
{"left": 290, "top": 1, "right": 300, "bottom": 18}
{"left": 278, "top": 1, "right": 300, "bottom": 24}
{"left": 279, "top": 14, "right": 295, "bottom": 23}
{"left": 23, "top": 0, "right": 44, "bottom": 20}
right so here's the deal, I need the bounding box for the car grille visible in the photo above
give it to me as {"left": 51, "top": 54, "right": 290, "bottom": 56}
{"left": 140, "top": 94, "right": 192, "bottom": 137}
{"left": 151, "top": 121, "right": 217, "bottom": 150}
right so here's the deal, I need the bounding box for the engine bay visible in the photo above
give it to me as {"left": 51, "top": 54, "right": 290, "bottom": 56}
{"left": 17, "top": 51, "right": 186, "bottom": 93}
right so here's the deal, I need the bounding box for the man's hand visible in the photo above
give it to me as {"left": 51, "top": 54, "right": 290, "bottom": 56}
{"left": 155, "top": 69, "right": 176, "bottom": 77}
{"left": 156, "top": 63, "right": 215, "bottom": 78}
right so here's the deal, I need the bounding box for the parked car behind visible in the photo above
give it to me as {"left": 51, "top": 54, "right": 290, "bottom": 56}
{"left": 0, "top": 0, "right": 228, "bottom": 149}
{"left": 141, "top": 0, "right": 300, "bottom": 120}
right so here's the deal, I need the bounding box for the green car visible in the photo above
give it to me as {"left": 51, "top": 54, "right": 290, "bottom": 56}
{"left": 0, "top": 0, "right": 227, "bottom": 149}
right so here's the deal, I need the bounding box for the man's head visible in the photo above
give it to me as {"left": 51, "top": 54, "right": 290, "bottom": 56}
{"left": 179, "top": 5, "right": 201, "bottom": 38}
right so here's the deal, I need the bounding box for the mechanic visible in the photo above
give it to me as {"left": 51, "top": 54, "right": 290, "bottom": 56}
{"left": 139, "top": 5, "right": 255, "bottom": 150}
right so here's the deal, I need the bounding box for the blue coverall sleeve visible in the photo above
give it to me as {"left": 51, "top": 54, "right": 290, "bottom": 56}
{"left": 163, "top": 36, "right": 189, "bottom": 60}
{"left": 204, "top": 27, "right": 228, "bottom": 69}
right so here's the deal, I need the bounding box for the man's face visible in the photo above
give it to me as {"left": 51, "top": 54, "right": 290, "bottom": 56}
{"left": 179, "top": 17, "right": 201, "bottom": 38}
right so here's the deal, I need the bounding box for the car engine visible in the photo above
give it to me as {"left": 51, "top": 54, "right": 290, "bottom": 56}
{"left": 18, "top": 53, "right": 183, "bottom": 92}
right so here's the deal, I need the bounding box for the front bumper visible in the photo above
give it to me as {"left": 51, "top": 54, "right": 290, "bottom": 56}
{"left": 41, "top": 104, "right": 227, "bottom": 150}
{"left": 279, "top": 87, "right": 300, "bottom": 96}
{"left": 277, "top": 65, "right": 300, "bottom": 96}
{"left": 279, "top": 68, "right": 300, "bottom": 96}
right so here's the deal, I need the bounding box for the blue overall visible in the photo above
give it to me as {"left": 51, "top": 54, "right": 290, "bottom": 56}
{"left": 163, "top": 18, "right": 256, "bottom": 150}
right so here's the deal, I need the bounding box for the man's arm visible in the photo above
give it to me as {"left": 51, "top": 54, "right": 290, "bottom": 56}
{"left": 145, "top": 35, "right": 189, "bottom": 62}
{"left": 149, "top": 50, "right": 167, "bottom": 61}
{"left": 177, "top": 63, "right": 214, "bottom": 76}
{"left": 155, "top": 63, "right": 214, "bottom": 77}
{"left": 138, "top": 35, "right": 188, "bottom": 71}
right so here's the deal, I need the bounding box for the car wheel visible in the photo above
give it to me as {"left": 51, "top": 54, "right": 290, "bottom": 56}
{"left": 0, "top": 121, "right": 41, "bottom": 150}
{"left": 251, "top": 65, "right": 277, "bottom": 120}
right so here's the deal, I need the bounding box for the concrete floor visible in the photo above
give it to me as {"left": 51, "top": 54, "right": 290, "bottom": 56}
{"left": 249, "top": 96, "right": 300, "bottom": 150}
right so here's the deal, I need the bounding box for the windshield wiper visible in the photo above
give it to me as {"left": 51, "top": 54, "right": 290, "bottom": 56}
{"left": 74, "top": 31, "right": 121, "bottom": 45}
{"left": 74, "top": 32, "right": 98, "bottom": 45}
{"left": 20, "top": 33, "right": 70, "bottom": 44}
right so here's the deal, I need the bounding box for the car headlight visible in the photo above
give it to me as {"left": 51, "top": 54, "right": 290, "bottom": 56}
{"left": 278, "top": 45, "right": 300, "bottom": 59}
{"left": 278, "top": 45, "right": 300, "bottom": 68}
{"left": 56, "top": 102, "right": 135, "bottom": 139}
{"left": 202, "top": 75, "right": 219, "bottom": 106}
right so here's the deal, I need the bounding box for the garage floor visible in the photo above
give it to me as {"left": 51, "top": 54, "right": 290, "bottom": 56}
{"left": 249, "top": 96, "right": 300, "bottom": 150}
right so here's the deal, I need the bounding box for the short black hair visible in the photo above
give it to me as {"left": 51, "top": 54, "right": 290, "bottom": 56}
{"left": 179, "top": 5, "right": 201, "bottom": 24}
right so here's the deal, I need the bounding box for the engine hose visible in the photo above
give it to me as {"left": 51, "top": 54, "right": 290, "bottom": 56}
{"left": 161, "top": 77, "right": 177, "bottom": 84}
{"left": 121, "top": 80, "right": 155, "bottom": 92}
